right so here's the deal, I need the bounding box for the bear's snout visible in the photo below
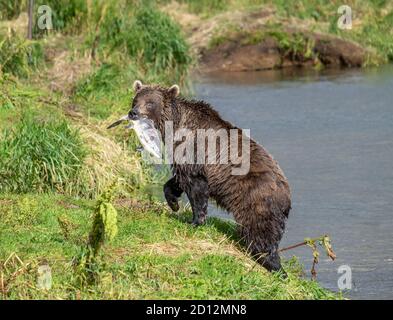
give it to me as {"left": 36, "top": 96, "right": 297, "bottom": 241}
{"left": 129, "top": 108, "right": 140, "bottom": 120}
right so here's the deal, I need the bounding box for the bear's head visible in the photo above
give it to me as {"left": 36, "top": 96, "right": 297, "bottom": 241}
{"left": 128, "top": 80, "right": 180, "bottom": 124}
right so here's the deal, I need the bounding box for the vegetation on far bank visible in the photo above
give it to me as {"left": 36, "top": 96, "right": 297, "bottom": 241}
{"left": 1, "top": 0, "right": 382, "bottom": 300}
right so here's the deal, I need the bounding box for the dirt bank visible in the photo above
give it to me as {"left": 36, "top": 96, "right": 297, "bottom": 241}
{"left": 162, "top": 3, "right": 373, "bottom": 74}
{"left": 200, "top": 28, "right": 369, "bottom": 72}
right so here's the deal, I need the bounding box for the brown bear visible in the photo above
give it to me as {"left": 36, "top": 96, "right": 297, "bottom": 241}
{"left": 116, "top": 80, "right": 291, "bottom": 272}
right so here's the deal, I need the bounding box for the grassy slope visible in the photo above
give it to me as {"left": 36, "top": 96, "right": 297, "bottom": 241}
{"left": 0, "top": 1, "right": 345, "bottom": 300}
{"left": 0, "top": 193, "right": 340, "bottom": 299}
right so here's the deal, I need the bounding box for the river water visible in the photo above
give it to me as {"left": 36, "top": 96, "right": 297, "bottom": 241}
{"left": 193, "top": 66, "right": 393, "bottom": 300}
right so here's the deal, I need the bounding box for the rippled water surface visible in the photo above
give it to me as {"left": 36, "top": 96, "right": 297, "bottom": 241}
{"left": 193, "top": 66, "right": 393, "bottom": 299}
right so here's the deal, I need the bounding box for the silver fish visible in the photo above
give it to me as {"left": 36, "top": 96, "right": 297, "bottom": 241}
{"left": 107, "top": 115, "right": 162, "bottom": 159}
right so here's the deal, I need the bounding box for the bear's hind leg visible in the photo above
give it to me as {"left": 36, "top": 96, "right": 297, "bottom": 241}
{"left": 240, "top": 216, "right": 287, "bottom": 275}
{"left": 253, "top": 246, "right": 287, "bottom": 277}
{"left": 260, "top": 250, "right": 283, "bottom": 273}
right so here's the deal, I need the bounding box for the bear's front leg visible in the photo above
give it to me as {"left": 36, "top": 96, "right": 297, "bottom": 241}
{"left": 185, "top": 174, "right": 209, "bottom": 226}
{"left": 164, "top": 177, "right": 183, "bottom": 212}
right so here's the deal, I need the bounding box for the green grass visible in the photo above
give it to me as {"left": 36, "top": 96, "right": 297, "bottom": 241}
{"left": 0, "top": 115, "right": 86, "bottom": 194}
{"left": 30, "top": 1, "right": 191, "bottom": 83}
{"left": 0, "top": 194, "right": 342, "bottom": 300}
{"left": 0, "top": 0, "right": 23, "bottom": 20}
{"left": 72, "top": 61, "right": 138, "bottom": 119}
{"left": 95, "top": 3, "right": 191, "bottom": 82}
{"left": 176, "top": 0, "right": 228, "bottom": 16}
{"left": 0, "top": 76, "right": 61, "bottom": 130}
{"left": 33, "top": 0, "right": 88, "bottom": 36}
{"left": 75, "top": 63, "right": 123, "bottom": 99}
{"left": 0, "top": 32, "right": 44, "bottom": 78}
{"left": 0, "top": 77, "right": 149, "bottom": 199}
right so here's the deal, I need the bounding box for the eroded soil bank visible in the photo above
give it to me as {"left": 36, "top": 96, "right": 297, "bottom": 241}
{"left": 163, "top": 3, "right": 377, "bottom": 74}
{"left": 200, "top": 28, "right": 368, "bottom": 72}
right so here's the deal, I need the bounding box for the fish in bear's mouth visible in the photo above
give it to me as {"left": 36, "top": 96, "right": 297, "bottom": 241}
{"left": 107, "top": 115, "right": 162, "bottom": 159}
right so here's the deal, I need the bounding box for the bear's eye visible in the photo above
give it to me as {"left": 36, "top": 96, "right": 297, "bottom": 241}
{"left": 146, "top": 103, "right": 155, "bottom": 110}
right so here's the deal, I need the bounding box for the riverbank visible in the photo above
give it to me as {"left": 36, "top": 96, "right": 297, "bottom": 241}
{"left": 163, "top": 0, "right": 393, "bottom": 73}
{"left": 0, "top": 193, "right": 341, "bottom": 299}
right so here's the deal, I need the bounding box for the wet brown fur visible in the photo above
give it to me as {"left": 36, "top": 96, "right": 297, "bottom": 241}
{"left": 129, "top": 81, "right": 291, "bottom": 272}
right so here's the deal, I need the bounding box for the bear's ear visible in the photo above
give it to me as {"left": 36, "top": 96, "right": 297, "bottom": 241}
{"left": 168, "top": 84, "right": 180, "bottom": 98}
{"left": 133, "top": 80, "right": 143, "bottom": 93}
